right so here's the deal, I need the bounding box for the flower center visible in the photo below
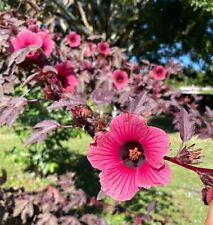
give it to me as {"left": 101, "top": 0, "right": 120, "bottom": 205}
{"left": 156, "top": 69, "right": 162, "bottom": 75}
{"left": 117, "top": 75, "right": 124, "bottom": 83}
{"left": 70, "top": 36, "right": 76, "bottom": 42}
{"left": 129, "top": 147, "right": 141, "bottom": 161}
{"left": 120, "top": 141, "right": 145, "bottom": 167}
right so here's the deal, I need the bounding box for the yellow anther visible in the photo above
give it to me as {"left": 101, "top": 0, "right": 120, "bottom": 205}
{"left": 129, "top": 147, "right": 141, "bottom": 161}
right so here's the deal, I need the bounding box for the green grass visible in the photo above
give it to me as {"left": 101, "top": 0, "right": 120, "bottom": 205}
{"left": 0, "top": 126, "right": 212, "bottom": 224}
{"left": 165, "top": 133, "right": 212, "bottom": 225}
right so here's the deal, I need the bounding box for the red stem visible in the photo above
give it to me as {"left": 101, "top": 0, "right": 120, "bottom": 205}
{"left": 164, "top": 156, "right": 213, "bottom": 174}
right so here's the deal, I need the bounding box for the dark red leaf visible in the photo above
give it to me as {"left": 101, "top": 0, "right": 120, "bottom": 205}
{"left": 0, "top": 96, "right": 27, "bottom": 127}
{"left": 202, "top": 187, "right": 213, "bottom": 205}
{"left": 23, "top": 66, "right": 57, "bottom": 86}
{"left": 26, "top": 120, "right": 61, "bottom": 145}
{"left": 48, "top": 94, "right": 86, "bottom": 110}
{"left": 13, "top": 199, "right": 34, "bottom": 223}
{"left": 205, "top": 106, "right": 213, "bottom": 118}
{"left": 127, "top": 92, "right": 152, "bottom": 115}
{"left": 179, "top": 108, "right": 195, "bottom": 142}
{"left": 147, "top": 201, "right": 156, "bottom": 213}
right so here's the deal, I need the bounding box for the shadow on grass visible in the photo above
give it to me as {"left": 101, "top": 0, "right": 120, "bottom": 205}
{"left": 148, "top": 115, "right": 176, "bottom": 133}
{"left": 69, "top": 152, "right": 100, "bottom": 196}
{"left": 26, "top": 148, "right": 100, "bottom": 196}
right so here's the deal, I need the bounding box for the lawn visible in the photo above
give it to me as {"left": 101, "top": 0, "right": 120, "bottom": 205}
{"left": 0, "top": 126, "right": 212, "bottom": 225}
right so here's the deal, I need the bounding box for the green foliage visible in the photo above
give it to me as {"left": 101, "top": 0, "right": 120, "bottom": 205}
{"left": 0, "top": 1, "right": 10, "bottom": 11}
{"left": 12, "top": 87, "right": 82, "bottom": 176}
{"left": 189, "top": 0, "right": 213, "bottom": 12}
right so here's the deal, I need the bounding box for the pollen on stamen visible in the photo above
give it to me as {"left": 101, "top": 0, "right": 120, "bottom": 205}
{"left": 129, "top": 147, "right": 142, "bottom": 161}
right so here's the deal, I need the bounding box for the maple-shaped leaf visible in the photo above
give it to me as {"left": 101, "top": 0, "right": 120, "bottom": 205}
{"left": 92, "top": 89, "right": 115, "bottom": 105}
{"left": 13, "top": 199, "right": 34, "bottom": 223}
{"left": 36, "top": 213, "right": 58, "bottom": 225}
{"left": 48, "top": 94, "right": 86, "bottom": 110}
{"left": 0, "top": 96, "right": 27, "bottom": 127}
{"left": 111, "top": 47, "right": 127, "bottom": 68}
{"left": 65, "top": 189, "right": 87, "bottom": 209}
{"left": 179, "top": 108, "right": 195, "bottom": 142}
{"left": 127, "top": 92, "right": 152, "bottom": 115}
{"left": 205, "top": 106, "right": 213, "bottom": 118}
{"left": 166, "top": 60, "right": 182, "bottom": 75}
{"left": 26, "top": 120, "right": 61, "bottom": 145}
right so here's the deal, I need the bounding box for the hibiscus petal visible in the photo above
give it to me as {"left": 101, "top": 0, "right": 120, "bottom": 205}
{"left": 38, "top": 30, "right": 54, "bottom": 56}
{"left": 142, "top": 126, "right": 170, "bottom": 169}
{"left": 100, "top": 163, "right": 138, "bottom": 201}
{"left": 11, "top": 29, "right": 43, "bottom": 51}
{"left": 136, "top": 162, "right": 171, "bottom": 188}
{"left": 110, "top": 113, "right": 148, "bottom": 142}
{"left": 63, "top": 75, "right": 79, "bottom": 93}
{"left": 87, "top": 131, "right": 121, "bottom": 170}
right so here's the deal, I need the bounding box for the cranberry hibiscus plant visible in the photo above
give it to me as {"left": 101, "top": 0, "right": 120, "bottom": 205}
{"left": 0, "top": 12, "right": 212, "bottom": 206}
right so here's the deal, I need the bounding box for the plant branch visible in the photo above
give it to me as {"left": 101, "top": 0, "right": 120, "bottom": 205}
{"left": 51, "top": 0, "right": 87, "bottom": 35}
{"left": 77, "top": 2, "right": 93, "bottom": 34}
{"left": 164, "top": 156, "right": 213, "bottom": 174}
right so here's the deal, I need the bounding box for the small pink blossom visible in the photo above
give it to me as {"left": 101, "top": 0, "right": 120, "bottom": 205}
{"left": 149, "top": 65, "right": 167, "bottom": 81}
{"left": 55, "top": 60, "right": 78, "bottom": 93}
{"left": 113, "top": 70, "right": 128, "bottom": 89}
{"left": 66, "top": 32, "right": 81, "bottom": 48}
{"left": 97, "top": 42, "right": 110, "bottom": 55}
{"left": 11, "top": 29, "right": 43, "bottom": 58}
{"left": 85, "top": 42, "right": 96, "bottom": 57}
{"left": 88, "top": 113, "right": 171, "bottom": 201}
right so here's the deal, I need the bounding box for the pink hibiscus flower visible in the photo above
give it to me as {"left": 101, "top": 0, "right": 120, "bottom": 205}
{"left": 55, "top": 60, "right": 79, "bottom": 93}
{"left": 66, "top": 32, "right": 81, "bottom": 48}
{"left": 11, "top": 29, "right": 54, "bottom": 58}
{"left": 113, "top": 70, "right": 128, "bottom": 89}
{"left": 88, "top": 113, "right": 171, "bottom": 201}
{"left": 85, "top": 42, "right": 96, "bottom": 57}
{"left": 97, "top": 42, "right": 110, "bottom": 55}
{"left": 149, "top": 65, "right": 167, "bottom": 81}
{"left": 11, "top": 29, "right": 43, "bottom": 58}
